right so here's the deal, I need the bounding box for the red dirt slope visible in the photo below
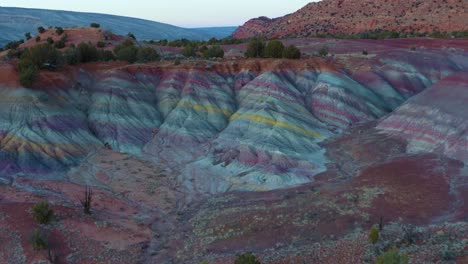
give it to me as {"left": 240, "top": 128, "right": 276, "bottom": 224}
{"left": 233, "top": 0, "right": 468, "bottom": 39}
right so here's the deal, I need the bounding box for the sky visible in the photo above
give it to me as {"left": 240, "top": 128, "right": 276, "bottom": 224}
{"left": 0, "top": 0, "right": 317, "bottom": 28}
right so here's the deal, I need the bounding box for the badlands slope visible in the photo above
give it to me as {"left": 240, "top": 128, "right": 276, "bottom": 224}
{"left": 0, "top": 37, "right": 467, "bottom": 263}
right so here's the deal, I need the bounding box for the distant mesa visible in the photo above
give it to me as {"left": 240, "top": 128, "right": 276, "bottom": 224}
{"left": 0, "top": 7, "right": 237, "bottom": 47}
{"left": 233, "top": 0, "right": 468, "bottom": 39}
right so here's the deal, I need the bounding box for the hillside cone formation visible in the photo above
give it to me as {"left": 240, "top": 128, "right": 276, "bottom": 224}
{"left": 233, "top": 0, "right": 468, "bottom": 39}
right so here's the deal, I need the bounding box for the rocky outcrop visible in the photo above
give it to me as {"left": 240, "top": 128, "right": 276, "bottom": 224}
{"left": 233, "top": 0, "right": 468, "bottom": 39}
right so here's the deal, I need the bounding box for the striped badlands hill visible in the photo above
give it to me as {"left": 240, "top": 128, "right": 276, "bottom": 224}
{"left": 233, "top": 0, "right": 468, "bottom": 39}
{"left": 0, "top": 38, "right": 467, "bottom": 193}
{"left": 378, "top": 72, "right": 468, "bottom": 162}
{"left": 0, "top": 37, "right": 468, "bottom": 263}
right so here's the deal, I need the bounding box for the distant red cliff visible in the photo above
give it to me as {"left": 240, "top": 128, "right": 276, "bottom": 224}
{"left": 233, "top": 0, "right": 468, "bottom": 39}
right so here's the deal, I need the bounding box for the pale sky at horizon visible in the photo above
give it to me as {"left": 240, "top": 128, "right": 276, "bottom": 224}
{"left": 0, "top": 0, "right": 318, "bottom": 28}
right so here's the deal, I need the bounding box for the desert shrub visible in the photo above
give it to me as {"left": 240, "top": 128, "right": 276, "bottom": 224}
{"left": 282, "top": 45, "right": 301, "bottom": 59}
{"left": 174, "top": 59, "right": 181, "bottom": 65}
{"left": 6, "top": 48, "right": 23, "bottom": 59}
{"left": 114, "top": 39, "right": 138, "bottom": 63}
{"left": 25, "top": 32, "right": 32, "bottom": 40}
{"left": 198, "top": 45, "right": 208, "bottom": 53}
{"left": 113, "top": 39, "right": 134, "bottom": 54}
{"left": 78, "top": 42, "right": 99, "bottom": 62}
{"left": 47, "top": 37, "right": 54, "bottom": 45}
{"left": 98, "top": 49, "right": 116, "bottom": 61}
{"left": 362, "top": 50, "right": 369, "bottom": 55}
{"left": 375, "top": 248, "right": 408, "bottom": 264}
{"left": 264, "top": 40, "right": 285, "bottom": 58}
{"left": 32, "top": 201, "right": 54, "bottom": 224}
{"left": 203, "top": 45, "right": 224, "bottom": 59}
{"left": 369, "top": 226, "right": 379, "bottom": 244}
{"left": 5, "top": 40, "right": 23, "bottom": 50}
{"left": 90, "top": 23, "right": 100, "bottom": 28}
{"left": 64, "top": 47, "right": 81, "bottom": 65}
{"left": 54, "top": 40, "right": 66, "bottom": 49}
{"left": 116, "top": 45, "right": 138, "bottom": 63}
{"left": 128, "top": 32, "right": 136, "bottom": 40}
{"left": 245, "top": 38, "right": 265, "bottom": 58}
{"left": 31, "top": 43, "right": 62, "bottom": 68}
{"left": 182, "top": 45, "right": 197, "bottom": 57}
{"left": 19, "top": 65, "right": 38, "bottom": 88}
{"left": 35, "top": 36, "right": 41, "bottom": 42}
{"left": 234, "top": 252, "right": 261, "bottom": 264}
{"left": 20, "top": 43, "right": 63, "bottom": 71}
{"left": 31, "top": 229, "right": 48, "bottom": 250}
{"left": 37, "top": 26, "right": 46, "bottom": 34}
{"left": 208, "top": 37, "right": 218, "bottom": 45}
{"left": 137, "top": 47, "right": 159, "bottom": 62}
{"left": 318, "top": 45, "right": 329, "bottom": 57}
{"left": 97, "top": 41, "right": 106, "bottom": 48}
{"left": 55, "top": 27, "right": 64, "bottom": 35}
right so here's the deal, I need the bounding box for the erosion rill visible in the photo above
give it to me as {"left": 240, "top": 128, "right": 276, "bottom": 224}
{"left": 0, "top": 38, "right": 467, "bottom": 263}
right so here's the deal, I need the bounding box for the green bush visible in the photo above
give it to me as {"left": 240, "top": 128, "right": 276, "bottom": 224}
{"left": 282, "top": 45, "right": 301, "bottom": 59}
{"left": 137, "top": 47, "right": 159, "bottom": 62}
{"left": 264, "top": 40, "right": 285, "bottom": 58}
{"left": 182, "top": 45, "right": 197, "bottom": 57}
{"left": 19, "top": 66, "right": 38, "bottom": 88}
{"left": 362, "top": 50, "right": 369, "bottom": 55}
{"left": 32, "top": 201, "right": 54, "bottom": 224}
{"left": 375, "top": 248, "right": 408, "bottom": 264}
{"left": 25, "top": 32, "right": 32, "bottom": 40}
{"left": 37, "top": 26, "right": 46, "bottom": 34}
{"left": 174, "top": 59, "right": 181, "bottom": 65}
{"left": 318, "top": 45, "right": 329, "bottom": 57}
{"left": 35, "top": 36, "right": 41, "bottom": 42}
{"left": 369, "top": 226, "right": 379, "bottom": 244}
{"left": 47, "top": 37, "right": 54, "bottom": 45}
{"left": 234, "top": 252, "right": 261, "bottom": 264}
{"left": 78, "top": 42, "right": 99, "bottom": 62}
{"left": 31, "top": 229, "right": 48, "bottom": 250}
{"left": 245, "top": 38, "right": 265, "bottom": 58}
{"left": 98, "top": 49, "right": 116, "bottom": 61}
{"left": 97, "top": 41, "right": 106, "bottom": 48}
{"left": 203, "top": 45, "right": 224, "bottom": 59}
{"left": 54, "top": 40, "right": 66, "bottom": 49}
{"left": 114, "top": 39, "right": 138, "bottom": 63}
{"left": 90, "top": 23, "right": 100, "bottom": 28}
{"left": 116, "top": 46, "right": 138, "bottom": 63}
{"left": 128, "top": 32, "right": 136, "bottom": 40}
{"left": 5, "top": 40, "right": 22, "bottom": 50}
{"left": 64, "top": 47, "right": 80, "bottom": 65}
{"left": 55, "top": 27, "right": 64, "bottom": 35}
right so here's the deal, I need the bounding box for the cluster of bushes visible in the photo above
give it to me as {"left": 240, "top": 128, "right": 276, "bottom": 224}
{"left": 182, "top": 44, "right": 224, "bottom": 59}
{"left": 149, "top": 37, "right": 244, "bottom": 48}
{"left": 28, "top": 187, "right": 92, "bottom": 262}
{"left": 13, "top": 35, "right": 161, "bottom": 87}
{"left": 18, "top": 43, "right": 63, "bottom": 86}
{"left": 113, "top": 39, "right": 159, "bottom": 62}
{"left": 245, "top": 38, "right": 301, "bottom": 59}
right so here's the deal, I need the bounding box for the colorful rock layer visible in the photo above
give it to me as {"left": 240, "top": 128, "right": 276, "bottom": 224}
{"left": 378, "top": 72, "right": 468, "bottom": 162}
{"left": 0, "top": 44, "right": 467, "bottom": 192}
